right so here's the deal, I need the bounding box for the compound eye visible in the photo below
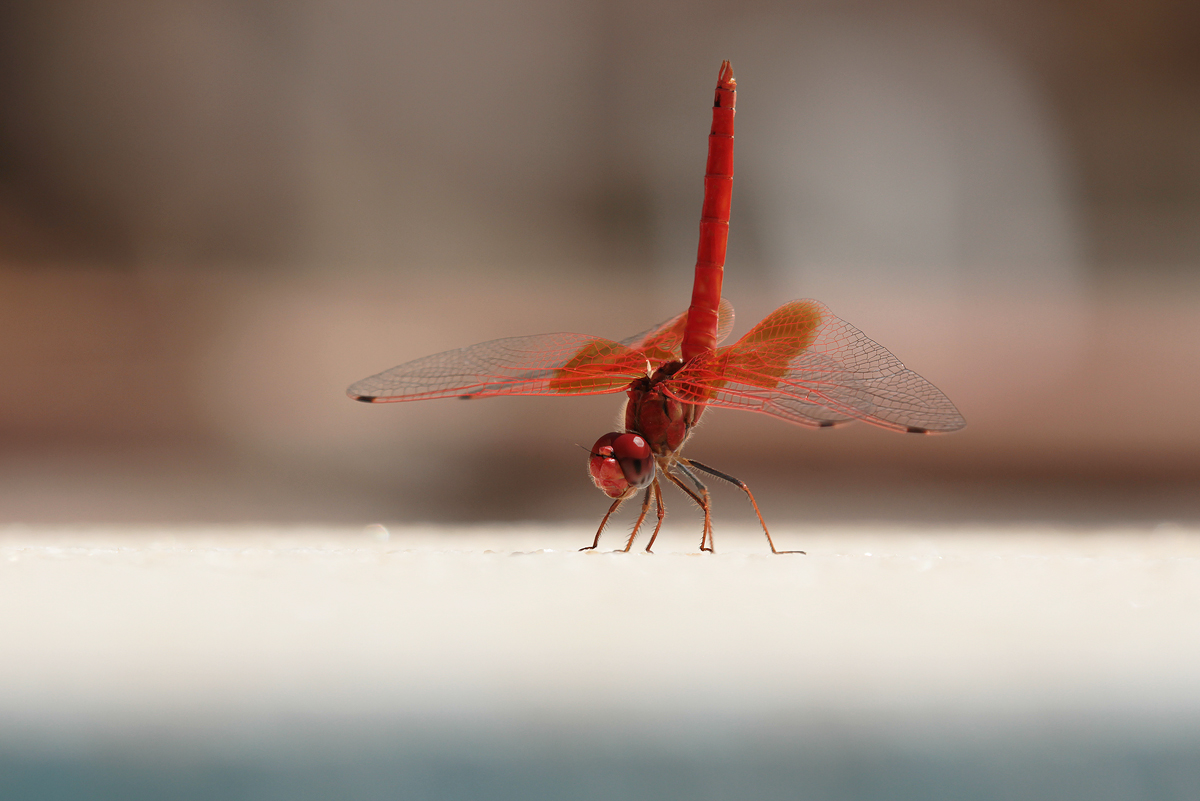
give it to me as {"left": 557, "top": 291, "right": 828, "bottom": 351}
{"left": 611, "top": 433, "right": 655, "bottom": 490}
{"left": 588, "top": 432, "right": 630, "bottom": 499}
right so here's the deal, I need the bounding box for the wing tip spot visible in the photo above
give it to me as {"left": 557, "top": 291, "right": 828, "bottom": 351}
{"left": 352, "top": 395, "right": 379, "bottom": 403}
{"left": 906, "top": 426, "right": 928, "bottom": 434}
{"left": 818, "top": 420, "right": 836, "bottom": 428}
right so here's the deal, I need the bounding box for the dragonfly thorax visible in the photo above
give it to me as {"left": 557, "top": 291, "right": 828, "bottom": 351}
{"left": 624, "top": 360, "right": 701, "bottom": 456}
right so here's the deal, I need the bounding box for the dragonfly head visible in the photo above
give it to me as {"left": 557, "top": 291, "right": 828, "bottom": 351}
{"left": 587, "top": 432, "right": 655, "bottom": 498}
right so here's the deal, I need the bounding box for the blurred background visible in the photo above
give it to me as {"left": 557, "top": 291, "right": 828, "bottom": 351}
{"left": 3, "top": 4, "right": 1200, "bottom": 798}
{"left": 0, "top": 0, "right": 1197, "bottom": 526}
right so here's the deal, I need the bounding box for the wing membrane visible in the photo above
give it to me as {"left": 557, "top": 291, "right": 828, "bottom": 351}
{"left": 670, "top": 300, "right": 966, "bottom": 433}
{"left": 349, "top": 333, "right": 647, "bottom": 402}
{"left": 351, "top": 300, "right": 735, "bottom": 403}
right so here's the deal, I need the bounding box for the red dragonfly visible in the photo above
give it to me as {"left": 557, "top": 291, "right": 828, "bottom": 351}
{"left": 349, "top": 61, "right": 965, "bottom": 554}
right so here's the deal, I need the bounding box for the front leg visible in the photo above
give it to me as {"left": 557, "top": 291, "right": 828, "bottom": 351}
{"left": 644, "top": 481, "right": 666, "bottom": 553}
{"left": 581, "top": 493, "right": 628, "bottom": 551}
{"left": 622, "top": 487, "right": 655, "bottom": 552}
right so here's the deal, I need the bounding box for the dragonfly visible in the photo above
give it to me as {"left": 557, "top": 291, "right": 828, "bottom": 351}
{"left": 349, "top": 61, "right": 965, "bottom": 554}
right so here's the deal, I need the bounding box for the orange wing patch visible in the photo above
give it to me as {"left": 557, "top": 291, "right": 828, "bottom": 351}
{"left": 718, "top": 300, "right": 823, "bottom": 388}
{"left": 549, "top": 338, "right": 646, "bottom": 394}
{"left": 679, "top": 301, "right": 823, "bottom": 401}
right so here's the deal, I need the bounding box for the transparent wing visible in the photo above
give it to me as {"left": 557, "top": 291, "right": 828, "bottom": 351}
{"left": 348, "top": 333, "right": 649, "bottom": 402}
{"left": 618, "top": 298, "right": 734, "bottom": 357}
{"left": 349, "top": 299, "right": 735, "bottom": 404}
{"left": 669, "top": 300, "right": 966, "bottom": 433}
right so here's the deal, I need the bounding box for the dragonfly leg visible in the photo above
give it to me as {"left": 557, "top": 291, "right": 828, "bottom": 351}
{"left": 581, "top": 494, "right": 628, "bottom": 551}
{"left": 664, "top": 468, "right": 714, "bottom": 554}
{"left": 622, "top": 488, "right": 655, "bottom": 552}
{"left": 674, "top": 462, "right": 717, "bottom": 552}
{"left": 643, "top": 481, "right": 666, "bottom": 553}
{"left": 684, "top": 459, "right": 805, "bottom": 555}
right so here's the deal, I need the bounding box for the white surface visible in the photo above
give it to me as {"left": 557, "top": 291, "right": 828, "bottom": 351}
{"left": 3, "top": 523, "right": 1199, "bottom": 738}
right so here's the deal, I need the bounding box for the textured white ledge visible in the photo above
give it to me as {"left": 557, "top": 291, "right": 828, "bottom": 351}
{"left": 3, "top": 523, "right": 1199, "bottom": 735}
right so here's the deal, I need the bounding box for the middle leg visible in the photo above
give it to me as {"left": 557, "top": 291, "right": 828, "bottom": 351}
{"left": 664, "top": 468, "right": 713, "bottom": 553}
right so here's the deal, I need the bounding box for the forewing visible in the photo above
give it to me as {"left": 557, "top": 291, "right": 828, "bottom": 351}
{"left": 670, "top": 300, "right": 966, "bottom": 433}
{"left": 349, "top": 333, "right": 648, "bottom": 402}
{"left": 618, "top": 298, "right": 734, "bottom": 362}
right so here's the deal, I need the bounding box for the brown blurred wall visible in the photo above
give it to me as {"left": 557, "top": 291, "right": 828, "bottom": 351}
{"left": 0, "top": 1, "right": 1197, "bottom": 523}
